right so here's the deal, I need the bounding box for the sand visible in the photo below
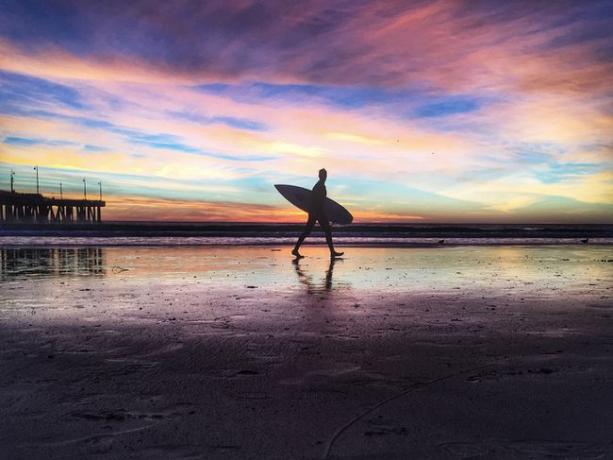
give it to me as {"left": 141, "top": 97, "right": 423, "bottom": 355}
{"left": 1, "top": 245, "right": 612, "bottom": 459}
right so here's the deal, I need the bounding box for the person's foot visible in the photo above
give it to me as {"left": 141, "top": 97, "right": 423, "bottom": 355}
{"left": 330, "top": 251, "right": 344, "bottom": 258}
{"left": 292, "top": 248, "right": 304, "bottom": 258}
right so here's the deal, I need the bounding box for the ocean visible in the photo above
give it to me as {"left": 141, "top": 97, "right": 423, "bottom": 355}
{"left": 0, "top": 222, "right": 612, "bottom": 246}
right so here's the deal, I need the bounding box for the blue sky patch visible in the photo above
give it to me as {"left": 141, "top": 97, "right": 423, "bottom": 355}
{"left": 536, "top": 162, "right": 601, "bottom": 184}
{"left": 414, "top": 96, "right": 480, "bottom": 118}
{"left": 168, "top": 110, "right": 266, "bottom": 131}
{"left": 0, "top": 71, "right": 85, "bottom": 110}
{"left": 3, "top": 136, "right": 76, "bottom": 147}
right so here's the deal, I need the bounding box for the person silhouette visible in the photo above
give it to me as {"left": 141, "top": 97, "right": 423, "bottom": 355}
{"left": 292, "top": 168, "right": 344, "bottom": 259}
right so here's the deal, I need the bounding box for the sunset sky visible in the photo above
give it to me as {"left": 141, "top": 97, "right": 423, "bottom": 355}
{"left": 1, "top": 0, "right": 612, "bottom": 222}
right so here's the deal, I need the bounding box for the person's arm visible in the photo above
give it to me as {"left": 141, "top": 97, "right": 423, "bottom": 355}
{"left": 309, "top": 183, "right": 325, "bottom": 214}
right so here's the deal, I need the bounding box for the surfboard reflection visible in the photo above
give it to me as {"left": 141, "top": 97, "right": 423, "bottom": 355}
{"left": 292, "top": 257, "right": 346, "bottom": 294}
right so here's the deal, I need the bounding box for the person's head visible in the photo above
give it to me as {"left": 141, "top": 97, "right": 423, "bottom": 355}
{"left": 318, "top": 168, "right": 327, "bottom": 182}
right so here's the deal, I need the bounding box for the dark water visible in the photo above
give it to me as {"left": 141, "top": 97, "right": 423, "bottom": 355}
{"left": 1, "top": 222, "right": 611, "bottom": 246}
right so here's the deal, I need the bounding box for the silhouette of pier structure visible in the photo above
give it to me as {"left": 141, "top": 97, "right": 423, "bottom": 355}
{"left": 0, "top": 190, "right": 105, "bottom": 224}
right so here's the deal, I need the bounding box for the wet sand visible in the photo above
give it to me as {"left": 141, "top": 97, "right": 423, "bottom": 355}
{"left": 1, "top": 245, "right": 612, "bottom": 459}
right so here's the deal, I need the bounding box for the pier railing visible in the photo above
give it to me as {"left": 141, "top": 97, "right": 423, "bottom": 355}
{"left": 0, "top": 190, "right": 105, "bottom": 224}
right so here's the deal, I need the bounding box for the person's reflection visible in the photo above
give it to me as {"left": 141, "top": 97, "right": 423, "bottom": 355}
{"left": 292, "top": 257, "right": 338, "bottom": 294}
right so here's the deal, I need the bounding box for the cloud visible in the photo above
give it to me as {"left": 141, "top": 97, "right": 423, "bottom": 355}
{"left": 0, "top": 1, "right": 611, "bottom": 222}
{"left": 1, "top": 1, "right": 611, "bottom": 93}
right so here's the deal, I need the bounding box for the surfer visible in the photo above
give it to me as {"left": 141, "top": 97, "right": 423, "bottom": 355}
{"left": 292, "top": 168, "right": 344, "bottom": 259}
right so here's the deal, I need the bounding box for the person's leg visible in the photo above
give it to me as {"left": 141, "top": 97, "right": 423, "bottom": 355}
{"left": 318, "top": 217, "right": 334, "bottom": 252}
{"left": 292, "top": 214, "right": 316, "bottom": 257}
{"left": 318, "top": 216, "right": 343, "bottom": 258}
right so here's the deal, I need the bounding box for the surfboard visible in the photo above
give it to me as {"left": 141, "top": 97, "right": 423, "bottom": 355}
{"left": 274, "top": 184, "right": 353, "bottom": 225}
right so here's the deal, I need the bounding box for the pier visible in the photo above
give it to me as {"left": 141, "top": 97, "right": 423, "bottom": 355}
{"left": 0, "top": 190, "right": 105, "bottom": 224}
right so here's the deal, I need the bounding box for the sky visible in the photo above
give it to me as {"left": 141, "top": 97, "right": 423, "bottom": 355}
{"left": 0, "top": 0, "right": 612, "bottom": 223}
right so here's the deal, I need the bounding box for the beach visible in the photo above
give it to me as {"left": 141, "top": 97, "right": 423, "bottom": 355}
{"left": 1, "top": 244, "right": 612, "bottom": 459}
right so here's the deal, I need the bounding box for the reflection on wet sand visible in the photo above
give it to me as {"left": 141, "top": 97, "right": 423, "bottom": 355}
{"left": 293, "top": 257, "right": 344, "bottom": 294}
{"left": 1, "top": 245, "right": 611, "bottom": 292}
{"left": 0, "top": 247, "right": 105, "bottom": 278}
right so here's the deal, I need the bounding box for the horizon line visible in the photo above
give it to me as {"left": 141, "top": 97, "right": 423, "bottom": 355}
{"left": 2, "top": 220, "right": 612, "bottom": 226}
